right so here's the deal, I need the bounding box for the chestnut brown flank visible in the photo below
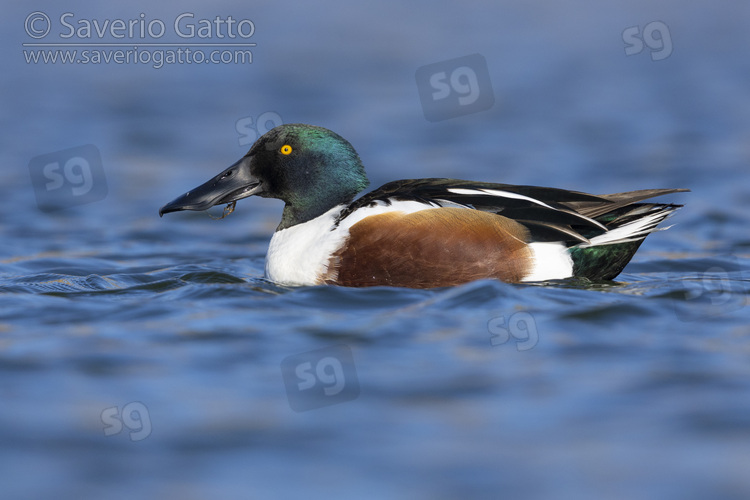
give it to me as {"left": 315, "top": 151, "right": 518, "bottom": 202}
{"left": 324, "top": 208, "right": 533, "bottom": 288}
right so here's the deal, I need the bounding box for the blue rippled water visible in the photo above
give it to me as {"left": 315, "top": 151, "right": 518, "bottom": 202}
{"left": 2, "top": 1, "right": 750, "bottom": 499}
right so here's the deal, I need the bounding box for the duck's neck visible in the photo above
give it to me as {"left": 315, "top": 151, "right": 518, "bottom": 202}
{"left": 278, "top": 187, "right": 363, "bottom": 230}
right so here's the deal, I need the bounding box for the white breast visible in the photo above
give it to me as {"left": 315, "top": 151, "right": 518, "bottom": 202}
{"left": 264, "top": 205, "right": 347, "bottom": 286}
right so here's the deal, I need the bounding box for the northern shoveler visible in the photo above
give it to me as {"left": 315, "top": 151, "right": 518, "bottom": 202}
{"left": 159, "top": 124, "right": 687, "bottom": 288}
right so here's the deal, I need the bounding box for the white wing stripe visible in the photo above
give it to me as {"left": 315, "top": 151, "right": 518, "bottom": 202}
{"left": 446, "top": 188, "right": 556, "bottom": 210}
{"left": 577, "top": 210, "right": 674, "bottom": 247}
{"left": 446, "top": 187, "right": 606, "bottom": 230}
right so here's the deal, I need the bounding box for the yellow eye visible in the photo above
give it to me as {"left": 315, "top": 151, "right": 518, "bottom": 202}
{"left": 280, "top": 144, "right": 293, "bottom": 155}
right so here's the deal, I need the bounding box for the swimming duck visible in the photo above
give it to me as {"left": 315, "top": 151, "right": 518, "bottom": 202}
{"left": 159, "top": 124, "right": 686, "bottom": 288}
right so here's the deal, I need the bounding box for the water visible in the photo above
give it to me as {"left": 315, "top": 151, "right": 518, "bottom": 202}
{"left": 2, "top": 1, "right": 750, "bottom": 498}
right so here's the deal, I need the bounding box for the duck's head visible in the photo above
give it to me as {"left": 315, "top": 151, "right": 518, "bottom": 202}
{"left": 159, "top": 124, "right": 369, "bottom": 229}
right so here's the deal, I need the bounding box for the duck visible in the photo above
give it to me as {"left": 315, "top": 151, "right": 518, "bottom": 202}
{"left": 159, "top": 123, "right": 687, "bottom": 289}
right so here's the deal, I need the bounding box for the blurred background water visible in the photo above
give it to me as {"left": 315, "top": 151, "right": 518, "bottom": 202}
{"left": 1, "top": 1, "right": 749, "bottom": 498}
